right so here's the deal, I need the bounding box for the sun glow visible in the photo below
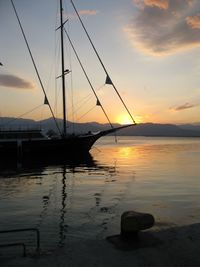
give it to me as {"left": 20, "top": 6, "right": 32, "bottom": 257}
{"left": 116, "top": 114, "right": 142, "bottom": 125}
{"left": 117, "top": 114, "right": 133, "bottom": 125}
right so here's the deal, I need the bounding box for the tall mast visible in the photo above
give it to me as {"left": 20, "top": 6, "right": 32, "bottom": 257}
{"left": 60, "top": 0, "right": 67, "bottom": 137}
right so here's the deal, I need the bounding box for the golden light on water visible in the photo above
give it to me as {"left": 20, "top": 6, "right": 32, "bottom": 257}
{"left": 118, "top": 147, "right": 133, "bottom": 159}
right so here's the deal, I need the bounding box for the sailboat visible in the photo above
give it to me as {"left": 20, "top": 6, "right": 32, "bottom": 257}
{"left": 0, "top": 0, "right": 136, "bottom": 160}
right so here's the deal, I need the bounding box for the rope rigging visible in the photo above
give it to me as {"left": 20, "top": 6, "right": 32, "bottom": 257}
{"left": 67, "top": 84, "right": 105, "bottom": 119}
{"left": 11, "top": 0, "right": 62, "bottom": 136}
{"left": 76, "top": 105, "right": 96, "bottom": 123}
{"left": 1, "top": 105, "right": 43, "bottom": 128}
{"left": 70, "top": 0, "right": 136, "bottom": 125}
{"left": 10, "top": 0, "right": 135, "bottom": 138}
{"left": 64, "top": 28, "right": 114, "bottom": 129}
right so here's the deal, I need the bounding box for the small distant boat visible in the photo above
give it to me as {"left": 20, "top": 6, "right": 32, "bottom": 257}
{"left": 0, "top": 0, "right": 136, "bottom": 160}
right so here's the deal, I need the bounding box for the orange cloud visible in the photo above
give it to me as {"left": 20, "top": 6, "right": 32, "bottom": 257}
{"left": 67, "top": 9, "right": 98, "bottom": 20}
{"left": 144, "top": 0, "right": 169, "bottom": 10}
{"left": 78, "top": 9, "right": 98, "bottom": 16}
{"left": 186, "top": 13, "right": 200, "bottom": 29}
{"left": 133, "top": 0, "right": 169, "bottom": 10}
{"left": 127, "top": 0, "right": 200, "bottom": 56}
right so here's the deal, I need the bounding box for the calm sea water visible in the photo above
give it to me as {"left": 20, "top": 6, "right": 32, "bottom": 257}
{"left": 0, "top": 136, "right": 200, "bottom": 253}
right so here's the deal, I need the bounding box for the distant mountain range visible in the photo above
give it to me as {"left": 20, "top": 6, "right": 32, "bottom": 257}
{"left": 1, "top": 117, "right": 200, "bottom": 137}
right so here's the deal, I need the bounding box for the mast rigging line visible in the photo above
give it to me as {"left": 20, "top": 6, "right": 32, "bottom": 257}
{"left": 64, "top": 28, "right": 113, "bottom": 129}
{"left": 71, "top": 93, "right": 94, "bottom": 115}
{"left": 76, "top": 105, "right": 96, "bottom": 123}
{"left": 2, "top": 105, "right": 43, "bottom": 128}
{"left": 10, "top": 0, "right": 62, "bottom": 136}
{"left": 70, "top": 0, "right": 136, "bottom": 125}
{"left": 59, "top": 0, "right": 67, "bottom": 137}
{"left": 69, "top": 84, "right": 105, "bottom": 114}
{"left": 63, "top": 22, "right": 75, "bottom": 133}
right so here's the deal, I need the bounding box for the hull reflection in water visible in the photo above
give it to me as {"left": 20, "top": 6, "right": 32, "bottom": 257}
{"left": 0, "top": 148, "right": 119, "bottom": 252}
{"left": 0, "top": 152, "right": 97, "bottom": 176}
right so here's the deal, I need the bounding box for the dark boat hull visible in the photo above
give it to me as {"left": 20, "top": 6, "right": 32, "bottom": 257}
{"left": 0, "top": 134, "right": 99, "bottom": 160}
{"left": 0, "top": 124, "right": 135, "bottom": 162}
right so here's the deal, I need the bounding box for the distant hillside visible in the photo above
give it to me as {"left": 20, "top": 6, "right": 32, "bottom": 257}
{"left": 0, "top": 117, "right": 37, "bottom": 129}
{"left": 179, "top": 123, "right": 200, "bottom": 132}
{"left": 1, "top": 117, "right": 200, "bottom": 137}
{"left": 118, "top": 123, "right": 200, "bottom": 137}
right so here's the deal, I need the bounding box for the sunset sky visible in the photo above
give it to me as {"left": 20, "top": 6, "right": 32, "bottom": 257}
{"left": 1, "top": 0, "right": 200, "bottom": 125}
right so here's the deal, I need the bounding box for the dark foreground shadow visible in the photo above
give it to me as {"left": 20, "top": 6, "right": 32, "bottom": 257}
{"left": 106, "top": 231, "right": 161, "bottom": 251}
{"left": 1, "top": 223, "right": 200, "bottom": 267}
{"left": 106, "top": 223, "right": 200, "bottom": 266}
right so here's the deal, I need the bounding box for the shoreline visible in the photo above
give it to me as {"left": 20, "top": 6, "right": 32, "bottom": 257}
{"left": 1, "top": 222, "right": 200, "bottom": 267}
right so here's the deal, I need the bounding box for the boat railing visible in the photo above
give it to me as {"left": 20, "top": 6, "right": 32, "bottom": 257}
{"left": 0, "top": 125, "right": 42, "bottom": 131}
{"left": 0, "top": 228, "right": 40, "bottom": 257}
{"left": 0, "top": 127, "right": 49, "bottom": 140}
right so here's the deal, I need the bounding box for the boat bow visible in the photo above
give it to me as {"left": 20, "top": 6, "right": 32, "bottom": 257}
{"left": 98, "top": 123, "right": 136, "bottom": 138}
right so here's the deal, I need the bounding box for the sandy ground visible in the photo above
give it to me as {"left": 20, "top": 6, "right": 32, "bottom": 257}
{"left": 1, "top": 223, "right": 200, "bottom": 267}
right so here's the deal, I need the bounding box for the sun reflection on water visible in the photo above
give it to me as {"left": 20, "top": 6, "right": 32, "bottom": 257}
{"left": 1, "top": 137, "right": 200, "bottom": 252}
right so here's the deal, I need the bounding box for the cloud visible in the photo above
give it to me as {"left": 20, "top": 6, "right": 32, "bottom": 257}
{"left": 78, "top": 9, "right": 98, "bottom": 16}
{"left": 0, "top": 74, "right": 34, "bottom": 89}
{"left": 171, "top": 102, "right": 197, "bottom": 111}
{"left": 126, "top": 0, "right": 200, "bottom": 56}
{"left": 144, "top": 0, "right": 169, "bottom": 10}
{"left": 186, "top": 13, "right": 200, "bottom": 29}
{"left": 65, "top": 9, "right": 98, "bottom": 20}
{"left": 132, "top": 0, "right": 144, "bottom": 9}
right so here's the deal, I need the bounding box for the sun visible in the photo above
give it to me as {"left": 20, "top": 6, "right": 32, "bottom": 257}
{"left": 116, "top": 114, "right": 134, "bottom": 125}
{"left": 116, "top": 114, "right": 143, "bottom": 125}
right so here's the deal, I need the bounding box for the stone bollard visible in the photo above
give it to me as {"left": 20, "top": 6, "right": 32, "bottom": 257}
{"left": 121, "top": 211, "right": 155, "bottom": 240}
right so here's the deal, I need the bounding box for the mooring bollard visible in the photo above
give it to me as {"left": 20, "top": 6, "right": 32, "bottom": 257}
{"left": 121, "top": 211, "right": 155, "bottom": 240}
